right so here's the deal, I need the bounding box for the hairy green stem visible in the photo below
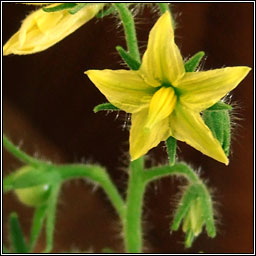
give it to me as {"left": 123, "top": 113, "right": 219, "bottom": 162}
{"left": 58, "top": 164, "right": 125, "bottom": 220}
{"left": 3, "top": 134, "right": 43, "bottom": 167}
{"left": 113, "top": 3, "right": 140, "bottom": 62}
{"left": 124, "top": 158, "right": 145, "bottom": 253}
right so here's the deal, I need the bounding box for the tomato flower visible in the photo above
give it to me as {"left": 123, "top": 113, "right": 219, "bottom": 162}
{"left": 85, "top": 11, "right": 250, "bottom": 164}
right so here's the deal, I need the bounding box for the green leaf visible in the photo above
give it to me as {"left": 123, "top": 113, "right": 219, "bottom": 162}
{"left": 29, "top": 205, "right": 48, "bottom": 251}
{"left": 116, "top": 46, "right": 141, "bottom": 70}
{"left": 43, "top": 3, "right": 77, "bottom": 13}
{"left": 69, "top": 3, "right": 91, "bottom": 15}
{"left": 207, "top": 101, "right": 232, "bottom": 111}
{"left": 185, "top": 51, "right": 205, "bottom": 72}
{"left": 96, "top": 6, "right": 116, "bottom": 18}
{"left": 9, "top": 213, "right": 28, "bottom": 253}
{"left": 44, "top": 184, "right": 61, "bottom": 253}
{"left": 93, "top": 102, "right": 120, "bottom": 113}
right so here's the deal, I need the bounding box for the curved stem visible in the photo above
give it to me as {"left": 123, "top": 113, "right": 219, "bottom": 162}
{"left": 57, "top": 164, "right": 125, "bottom": 221}
{"left": 143, "top": 163, "right": 200, "bottom": 185}
{"left": 124, "top": 158, "right": 145, "bottom": 253}
{"left": 113, "top": 3, "right": 140, "bottom": 62}
{"left": 3, "top": 134, "right": 44, "bottom": 167}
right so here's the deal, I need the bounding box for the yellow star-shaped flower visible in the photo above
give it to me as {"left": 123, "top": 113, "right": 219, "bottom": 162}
{"left": 85, "top": 11, "right": 250, "bottom": 164}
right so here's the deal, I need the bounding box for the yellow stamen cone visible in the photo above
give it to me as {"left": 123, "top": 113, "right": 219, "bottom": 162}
{"left": 146, "top": 86, "right": 177, "bottom": 129}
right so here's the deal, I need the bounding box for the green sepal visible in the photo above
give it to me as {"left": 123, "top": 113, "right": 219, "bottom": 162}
{"left": 185, "top": 51, "right": 205, "bottom": 72}
{"left": 43, "top": 3, "right": 77, "bottom": 13}
{"left": 29, "top": 205, "right": 48, "bottom": 251}
{"left": 9, "top": 212, "right": 28, "bottom": 253}
{"left": 3, "top": 166, "right": 60, "bottom": 192}
{"left": 93, "top": 102, "right": 120, "bottom": 113}
{"left": 207, "top": 101, "right": 232, "bottom": 111}
{"left": 44, "top": 184, "right": 61, "bottom": 253}
{"left": 165, "top": 136, "right": 177, "bottom": 166}
{"left": 69, "top": 3, "right": 92, "bottom": 15}
{"left": 96, "top": 6, "right": 116, "bottom": 18}
{"left": 203, "top": 108, "right": 231, "bottom": 156}
{"left": 116, "top": 46, "right": 141, "bottom": 70}
{"left": 171, "top": 184, "right": 198, "bottom": 231}
{"left": 197, "top": 186, "right": 216, "bottom": 238}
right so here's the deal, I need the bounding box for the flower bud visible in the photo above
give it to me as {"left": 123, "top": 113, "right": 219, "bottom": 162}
{"left": 171, "top": 183, "right": 216, "bottom": 248}
{"left": 14, "top": 166, "right": 51, "bottom": 207}
{"left": 3, "top": 3, "right": 104, "bottom": 55}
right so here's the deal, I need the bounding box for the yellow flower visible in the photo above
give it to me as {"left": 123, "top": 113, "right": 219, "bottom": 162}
{"left": 85, "top": 11, "right": 251, "bottom": 164}
{"left": 3, "top": 3, "right": 104, "bottom": 55}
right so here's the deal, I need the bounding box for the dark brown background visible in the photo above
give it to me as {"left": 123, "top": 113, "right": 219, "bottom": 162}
{"left": 3, "top": 3, "right": 253, "bottom": 253}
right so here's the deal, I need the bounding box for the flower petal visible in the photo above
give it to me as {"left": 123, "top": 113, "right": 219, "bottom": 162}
{"left": 139, "top": 11, "right": 185, "bottom": 86}
{"left": 130, "top": 108, "right": 170, "bottom": 160}
{"left": 175, "top": 67, "right": 251, "bottom": 111}
{"left": 85, "top": 69, "right": 156, "bottom": 113}
{"left": 169, "top": 105, "right": 228, "bottom": 164}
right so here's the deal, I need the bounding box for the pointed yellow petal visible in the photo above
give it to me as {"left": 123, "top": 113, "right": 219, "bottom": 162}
{"left": 139, "top": 11, "right": 185, "bottom": 86}
{"left": 170, "top": 105, "right": 228, "bottom": 165}
{"left": 86, "top": 69, "right": 156, "bottom": 113}
{"left": 146, "top": 86, "right": 177, "bottom": 129}
{"left": 130, "top": 109, "right": 170, "bottom": 160}
{"left": 175, "top": 67, "right": 251, "bottom": 111}
{"left": 3, "top": 4, "right": 104, "bottom": 55}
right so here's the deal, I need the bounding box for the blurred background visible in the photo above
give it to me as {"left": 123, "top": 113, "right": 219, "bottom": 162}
{"left": 3, "top": 3, "right": 253, "bottom": 253}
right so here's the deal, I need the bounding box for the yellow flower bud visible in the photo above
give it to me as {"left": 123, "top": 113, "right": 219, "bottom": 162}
{"left": 3, "top": 3, "right": 104, "bottom": 55}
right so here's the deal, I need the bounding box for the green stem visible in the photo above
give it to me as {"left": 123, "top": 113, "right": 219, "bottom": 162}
{"left": 124, "top": 158, "right": 145, "bottom": 253}
{"left": 143, "top": 163, "right": 199, "bottom": 185}
{"left": 3, "top": 134, "right": 44, "bottom": 167}
{"left": 166, "top": 136, "right": 177, "bottom": 166}
{"left": 113, "top": 3, "right": 140, "bottom": 62}
{"left": 58, "top": 164, "right": 125, "bottom": 220}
